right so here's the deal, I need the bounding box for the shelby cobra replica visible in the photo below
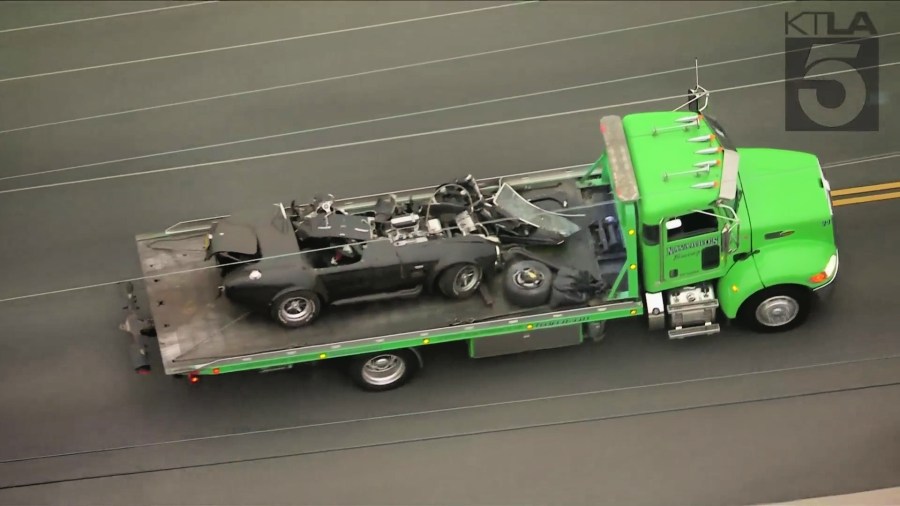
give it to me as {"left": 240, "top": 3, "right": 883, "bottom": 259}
{"left": 206, "top": 175, "right": 611, "bottom": 328}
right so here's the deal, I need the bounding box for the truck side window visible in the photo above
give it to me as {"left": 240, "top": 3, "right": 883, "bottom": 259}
{"left": 642, "top": 224, "right": 660, "bottom": 245}
{"left": 667, "top": 209, "right": 718, "bottom": 241}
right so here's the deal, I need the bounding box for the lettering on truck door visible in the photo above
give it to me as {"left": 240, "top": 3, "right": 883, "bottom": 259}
{"left": 662, "top": 208, "right": 724, "bottom": 285}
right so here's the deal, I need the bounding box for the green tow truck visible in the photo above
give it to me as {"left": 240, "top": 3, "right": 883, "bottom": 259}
{"left": 120, "top": 87, "right": 839, "bottom": 391}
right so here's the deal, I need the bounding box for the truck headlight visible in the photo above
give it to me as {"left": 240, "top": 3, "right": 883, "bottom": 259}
{"left": 824, "top": 254, "right": 837, "bottom": 278}
{"left": 809, "top": 254, "right": 838, "bottom": 283}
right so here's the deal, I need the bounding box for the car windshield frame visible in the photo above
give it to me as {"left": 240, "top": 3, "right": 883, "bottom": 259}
{"left": 491, "top": 183, "right": 582, "bottom": 237}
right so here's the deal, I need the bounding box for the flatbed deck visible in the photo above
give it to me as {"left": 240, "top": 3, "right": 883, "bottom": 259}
{"left": 134, "top": 173, "right": 641, "bottom": 375}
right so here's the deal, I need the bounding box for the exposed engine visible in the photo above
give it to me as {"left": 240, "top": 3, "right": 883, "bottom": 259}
{"left": 380, "top": 212, "right": 446, "bottom": 245}
{"left": 454, "top": 210, "right": 479, "bottom": 235}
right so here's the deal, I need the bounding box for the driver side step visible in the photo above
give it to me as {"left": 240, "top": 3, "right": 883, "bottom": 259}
{"left": 668, "top": 323, "right": 721, "bottom": 339}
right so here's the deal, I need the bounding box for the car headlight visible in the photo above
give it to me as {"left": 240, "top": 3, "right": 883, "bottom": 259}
{"left": 249, "top": 270, "right": 262, "bottom": 280}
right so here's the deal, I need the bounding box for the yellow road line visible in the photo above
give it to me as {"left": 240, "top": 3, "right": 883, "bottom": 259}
{"left": 831, "top": 181, "right": 900, "bottom": 196}
{"left": 832, "top": 191, "right": 900, "bottom": 207}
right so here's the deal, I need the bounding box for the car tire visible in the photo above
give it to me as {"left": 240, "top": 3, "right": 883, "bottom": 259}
{"left": 437, "top": 263, "right": 483, "bottom": 299}
{"left": 271, "top": 290, "right": 321, "bottom": 328}
{"left": 348, "top": 349, "right": 420, "bottom": 392}
{"left": 503, "top": 260, "right": 553, "bottom": 308}
{"left": 737, "top": 285, "right": 811, "bottom": 333}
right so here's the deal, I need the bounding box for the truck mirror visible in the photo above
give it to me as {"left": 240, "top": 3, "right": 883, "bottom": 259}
{"left": 688, "top": 89, "right": 699, "bottom": 113}
{"left": 665, "top": 218, "right": 682, "bottom": 230}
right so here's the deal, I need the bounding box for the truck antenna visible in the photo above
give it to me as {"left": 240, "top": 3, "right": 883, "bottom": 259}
{"left": 673, "top": 58, "right": 709, "bottom": 114}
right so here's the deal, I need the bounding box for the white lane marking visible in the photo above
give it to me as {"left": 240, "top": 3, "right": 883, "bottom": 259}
{"left": 0, "top": 2, "right": 217, "bottom": 34}
{"left": 0, "top": 59, "right": 894, "bottom": 197}
{"left": 4, "top": 352, "right": 900, "bottom": 463}
{"left": 0, "top": 0, "right": 793, "bottom": 129}
{"left": 6, "top": 31, "right": 896, "bottom": 183}
{"left": 0, "top": 2, "right": 537, "bottom": 84}
{"left": 822, "top": 151, "right": 900, "bottom": 169}
{"left": 0, "top": 146, "right": 891, "bottom": 305}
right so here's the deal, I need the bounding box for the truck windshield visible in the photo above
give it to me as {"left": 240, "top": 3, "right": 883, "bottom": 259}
{"left": 492, "top": 183, "right": 582, "bottom": 237}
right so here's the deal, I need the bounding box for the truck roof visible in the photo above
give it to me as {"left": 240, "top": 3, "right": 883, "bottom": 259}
{"left": 620, "top": 111, "right": 732, "bottom": 224}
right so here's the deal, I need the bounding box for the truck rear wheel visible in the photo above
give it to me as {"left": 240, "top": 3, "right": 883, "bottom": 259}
{"left": 349, "top": 349, "right": 420, "bottom": 392}
{"left": 738, "top": 285, "right": 811, "bottom": 333}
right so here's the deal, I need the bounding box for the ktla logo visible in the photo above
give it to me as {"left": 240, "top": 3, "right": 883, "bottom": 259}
{"left": 784, "top": 11, "right": 879, "bottom": 131}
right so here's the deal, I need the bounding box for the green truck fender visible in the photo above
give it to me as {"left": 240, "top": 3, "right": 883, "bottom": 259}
{"left": 751, "top": 240, "right": 837, "bottom": 290}
{"left": 717, "top": 241, "right": 836, "bottom": 319}
{"left": 716, "top": 258, "right": 765, "bottom": 319}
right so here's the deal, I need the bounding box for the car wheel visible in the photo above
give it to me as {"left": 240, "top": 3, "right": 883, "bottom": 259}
{"left": 737, "top": 285, "right": 811, "bottom": 333}
{"left": 271, "top": 290, "right": 321, "bottom": 328}
{"left": 349, "top": 349, "right": 420, "bottom": 392}
{"left": 438, "top": 263, "right": 483, "bottom": 299}
{"left": 503, "top": 260, "right": 553, "bottom": 308}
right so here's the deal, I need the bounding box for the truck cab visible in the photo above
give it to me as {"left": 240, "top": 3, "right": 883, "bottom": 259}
{"left": 599, "top": 110, "right": 838, "bottom": 338}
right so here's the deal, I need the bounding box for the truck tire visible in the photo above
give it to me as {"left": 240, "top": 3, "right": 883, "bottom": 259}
{"left": 503, "top": 260, "right": 553, "bottom": 308}
{"left": 438, "top": 263, "right": 483, "bottom": 299}
{"left": 349, "top": 349, "right": 420, "bottom": 392}
{"left": 271, "top": 290, "right": 321, "bottom": 328}
{"left": 584, "top": 321, "right": 606, "bottom": 342}
{"left": 737, "top": 285, "right": 811, "bottom": 333}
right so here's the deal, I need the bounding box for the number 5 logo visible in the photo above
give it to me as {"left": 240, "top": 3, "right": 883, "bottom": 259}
{"left": 785, "top": 37, "right": 879, "bottom": 131}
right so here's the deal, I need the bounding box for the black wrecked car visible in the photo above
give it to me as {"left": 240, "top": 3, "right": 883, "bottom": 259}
{"left": 206, "top": 194, "right": 501, "bottom": 328}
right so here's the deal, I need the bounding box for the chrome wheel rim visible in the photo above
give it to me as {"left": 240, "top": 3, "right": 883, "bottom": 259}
{"left": 280, "top": 296, "right": 314, "bottom": 322}
{"left": 454, "top": 265, "right": 481, "bottom": 293}
{"left": 755, "top": 295, "right": 800, "bottom": 327}
{"left": 513, "top": 267, "right": 545, "bottom": 289}
{"left": 361, "top": 354, "right": 406, "bottom": 385}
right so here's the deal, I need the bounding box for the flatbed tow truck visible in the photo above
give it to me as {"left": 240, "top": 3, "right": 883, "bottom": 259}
{"left": 120, "top": 81, "right": 839, "bottom": 391}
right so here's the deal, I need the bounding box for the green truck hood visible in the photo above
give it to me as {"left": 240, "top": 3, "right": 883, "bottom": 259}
{"left": 737, "top": 148, "right": 834, "bottom": 248}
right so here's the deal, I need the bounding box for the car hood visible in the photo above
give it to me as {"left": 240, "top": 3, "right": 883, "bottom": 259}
{"left": 736, "top": 148, "right": 833, "bottom": 245}
{"left": 206, "top": 208, "right": 300, "bottom": 259}
{"left": 207, "top": 220, "right": 258, "bottom": 257}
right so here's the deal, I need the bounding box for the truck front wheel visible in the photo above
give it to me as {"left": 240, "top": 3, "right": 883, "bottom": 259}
{"left": 737, "top": 285, "right": 811, "bottom": 333}
{"left": 349, "top": 349, "right": 420, "bottom": 392}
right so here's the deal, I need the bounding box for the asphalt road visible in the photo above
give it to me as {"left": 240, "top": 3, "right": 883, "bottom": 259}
{"left": 0, "top": 1, "right": 898, "bottom": 504}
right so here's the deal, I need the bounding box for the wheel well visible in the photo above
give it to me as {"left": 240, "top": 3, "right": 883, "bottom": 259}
{"left": 335, "top": 346, "right": 425, "bottom": 368}
{"left": 736, "top": 283, "right": 812, "bottom": 319}
{"left": 430, "top": 262, "right": 473, "bottom": 291}
{"left": 406, "top": 347, "right": 425, "bottom": 368}
{"left": 750, "top": 283, "right": 811, "bottom": 299}
{"left": 270, "top": 285, "right": 329, "bottom": 307}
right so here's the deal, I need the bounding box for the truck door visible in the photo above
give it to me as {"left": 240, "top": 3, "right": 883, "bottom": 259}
{"left": 660, "top": 208, "right": 724, "bottom": 285}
